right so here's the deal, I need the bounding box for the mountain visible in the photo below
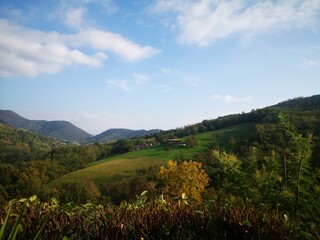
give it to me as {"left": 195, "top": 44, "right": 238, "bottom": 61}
{"left": 88, "top": 128, "right": 160, "bottom": 143}
{"left": 0, "top": 110, "right": 92, "bottom": 142}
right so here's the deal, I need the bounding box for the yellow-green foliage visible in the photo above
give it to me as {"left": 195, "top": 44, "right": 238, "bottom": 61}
{"left": 211, "top": 149, "right": 241, "bottom": 171}
{"left": 158, "top": 160, "right": 209, "bottom": 203}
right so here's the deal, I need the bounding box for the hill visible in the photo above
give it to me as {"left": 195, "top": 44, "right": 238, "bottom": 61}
{"left": 160, "top": 94, "right": 320, "bottom": 139}
{"left": 272, "top": 94, "right": 320, "bottom": 109}
{"left": 87, "top": 128, "right": 160, "bottom": 143}
{"left": 50, "top": 123, "right": 255, "bottom": 187}
{"left": 49, "top": 94, "right": 320, "bottom": 192}
{"left": 0, "top": 122, "right": 60, "bottom": 163}
{"left": 0, "top": 110, "right": 92, "bottom": 142}
{"left": 0, "top": 110, "right": 161, "bottom": 143}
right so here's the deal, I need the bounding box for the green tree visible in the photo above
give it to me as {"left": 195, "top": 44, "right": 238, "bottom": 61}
{"left": 278, "top": 114, "right": 313, "bottom": 218}
{"left": 111, "top": 139, "right": 134, "bottom": 154}
{"left": 184, "top": 135, "right": 198, "bottom": 147}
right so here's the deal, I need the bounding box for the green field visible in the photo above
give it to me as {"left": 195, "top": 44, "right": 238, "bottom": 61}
{"left": 50, "top": 123, "right": 255, "bottom": 187}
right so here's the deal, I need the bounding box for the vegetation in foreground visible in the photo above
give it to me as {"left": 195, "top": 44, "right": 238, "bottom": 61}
{"left": 0, "top": 96, "right": 320, "bottom": 239}
{"left": 0, "top": 194, "right": 300, "bottom": 240}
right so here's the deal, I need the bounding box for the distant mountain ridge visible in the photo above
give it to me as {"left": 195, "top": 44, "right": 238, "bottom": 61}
{"left": 0, "top": 110, "right": 91, "bottom": 142}
{"left": 88, "top": 128, "right": 160, "bottom": 143}
{"left": 0, "top": 110, "right": 161, "bottom": 143}
{"left": 1, "top": 95, "right": 318, "bottom": 143}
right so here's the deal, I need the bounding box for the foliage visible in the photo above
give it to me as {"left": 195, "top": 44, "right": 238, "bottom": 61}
{"left": 111, "top": 139, "right": 134, "bottom": 155}
{"left": 0, "top": 195, "right": 300, "bottom": 240}
{"left": 158, "top": 160, "right": 209, "bottom": 203}
{"left": 196, "top": 115, "right": 320, "bottom": 238}
{"left": 0, "top": 196, "right": 46, "bottom": 240}
{"left": 184, "top": 135, "right": 198, "bottom": 146}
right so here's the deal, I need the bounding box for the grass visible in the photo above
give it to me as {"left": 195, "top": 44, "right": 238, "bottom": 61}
{"left": 50, "top": 123, "right": 255, "bottom": 187}
{"left": 50, "top": 157, "right": 167, "bottom": 187}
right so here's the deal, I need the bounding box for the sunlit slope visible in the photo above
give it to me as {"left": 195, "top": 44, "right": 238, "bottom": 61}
{"left": 50, "top": 123, "right": 255, "bottom": 186}
{"left": 49, "top": 157, "right": 166, "bottom": 187}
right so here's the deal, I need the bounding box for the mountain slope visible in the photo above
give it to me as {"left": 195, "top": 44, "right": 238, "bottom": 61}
{"left": 0, "top": 110, "right": 92, "bottom": 142}
{"left": 0, "top": 122, "right": 60, "bottom": 163}
{"left": 88, "top": 128, "right": 160, "bottom": 143}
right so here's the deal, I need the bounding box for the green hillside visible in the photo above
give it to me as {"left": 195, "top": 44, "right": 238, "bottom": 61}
{"left": 50, "top": 123, "right": 255, "bottom": 187}
{"left": 0, "top": 122, "right": 60, "bottom": 163}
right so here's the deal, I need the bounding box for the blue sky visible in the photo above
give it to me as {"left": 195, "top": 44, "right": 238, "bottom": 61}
{"left": 0, "top": 0, "right": 320, "bottom": 134}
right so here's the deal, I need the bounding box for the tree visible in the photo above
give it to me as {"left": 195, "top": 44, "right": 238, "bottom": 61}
{"left": 111, "top": 140, "right": 134, "bottom": 154}
{"left": 184, "top": 135, "right": 198, "bottom": 147}
{"left": 158, "top": 160, "right": 209, "bottom": 203}
{"left": 277, "top": 114, "right": 313, "bottom": 218}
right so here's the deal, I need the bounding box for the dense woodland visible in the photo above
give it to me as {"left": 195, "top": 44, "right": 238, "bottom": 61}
{"left": 0, "top": 95, "right": 320, "bottom": 239}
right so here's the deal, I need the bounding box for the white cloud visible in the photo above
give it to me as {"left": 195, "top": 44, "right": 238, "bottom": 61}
{"left": 152, "top": 0, "right": 320, "bottom": 46}
{"left": 0, "top": 20, "right": 107, "bottom": 77}
{"left": 0, "top": 19, "right": 158, "bottom": 77}
{"left": 211, "top": 94, "right": 253, "bottom": 103}
{"left": 158, "top": 85, "right": 172, "bottom": 93}
{"left": 68, "top": 28, "right": 160, "bottom": 61}
{"left": 133, "top": 73, "right": 150, "bottom": 85}
{"left": 107, "top": 79, "right": 132, "bottom": 92}
{"left": 158, "top": 66, "right": 200, "bottom": 86}
{"left": 301, "top": 58, "right": 320, "bottom": 68}
{"left": 58, "top": 0, "right": 117, "bottom": 15}
{"left": 65, "top": 8, "right": 87, "bottom": 29}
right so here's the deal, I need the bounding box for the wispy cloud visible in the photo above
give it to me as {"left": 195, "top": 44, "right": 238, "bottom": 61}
{"left": 151, "top": 0, "right": 320, "bottom": 46}
{"left": 158, "top": 85, "right": 172, "bottom": 93}
{"left": 133, "top": 73, "right": 150, "bottom": 85}
{"left": 58, "top": 0, "right": 117, "bottom": 15}
{"left": 107, "top": 79, "right": 132, "bottom": 92}
{"left": 301, "top": 58, "right": 320, "bottom": 68}
{"left": 158, "top": 66, "right": 200, "bottom": 86}
{"left": 107, "top": 73, "right": 152, "bottom": 92}
{"left": 0, "top": 18, "right": 159, "bottom": 77}
{"left": 211, "top": 94, "right": 253, "bottom": 103}
{"left": 64, "top": 7, "right": 87, "bottom": 29}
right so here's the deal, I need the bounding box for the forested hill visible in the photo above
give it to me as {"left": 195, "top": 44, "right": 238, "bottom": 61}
{"left": 272, "top": 94, "right": 320, "bottom": 109}
{"left": 87, "top": 128, "right": 160, "bottom": 143}
{"left": 0, "top": 122, "right": 60, "bottom": 163}
{"left": 0, "top": 110, "right": 92, "bottom": 142}
{"left": 0, "top": 110, "right": 160, "bottom": 144}
{"left": 158, "top": 94, "right": 320, "bottom": 138}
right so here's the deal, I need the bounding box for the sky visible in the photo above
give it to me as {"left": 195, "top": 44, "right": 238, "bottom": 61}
{"left": 0, "top": 0, "right": 320, "bottom": 135}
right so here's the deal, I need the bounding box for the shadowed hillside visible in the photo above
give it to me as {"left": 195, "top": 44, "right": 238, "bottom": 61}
{"left": 0, "top": 110, "right": 92, "bottom": 142}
